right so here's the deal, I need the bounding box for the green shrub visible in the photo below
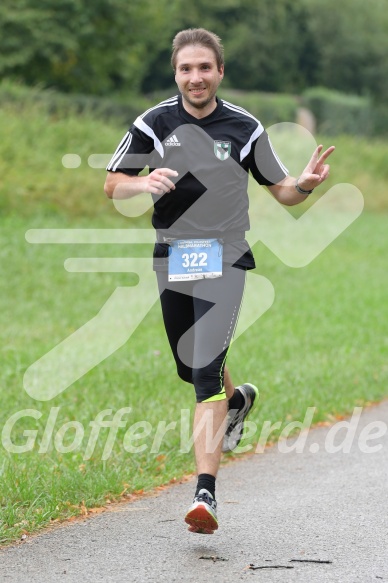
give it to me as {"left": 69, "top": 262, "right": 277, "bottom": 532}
{"left": 0, "top": 79, "right": 152, "bottom": 125}
{"left": 218, "top": 89, "right": 299, "bottom": 126}
{"left": 371, "top": 102, "right": 388, "bottom": 137}
{"left": 302, "top": 87, "right": 373, "bottom": 136}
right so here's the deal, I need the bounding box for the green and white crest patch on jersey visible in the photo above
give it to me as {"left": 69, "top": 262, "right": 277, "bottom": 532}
{"left": 214, "top": 140, "right": 231, "bottom": 161}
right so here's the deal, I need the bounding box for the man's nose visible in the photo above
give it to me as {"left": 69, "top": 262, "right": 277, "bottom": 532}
{"left": 190, "top": 68, "right": 202, "bottom": 83}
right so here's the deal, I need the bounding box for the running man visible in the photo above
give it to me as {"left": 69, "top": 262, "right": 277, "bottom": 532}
{"left": 104, "top": 28, "right": 334, "bottom": 534}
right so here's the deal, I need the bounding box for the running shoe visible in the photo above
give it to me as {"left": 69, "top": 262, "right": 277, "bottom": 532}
{"left": 222, "top": 383, "right": 259, "bottom": 453}
{"left": 185, "top": 489, "right": 218, "bottom": 534}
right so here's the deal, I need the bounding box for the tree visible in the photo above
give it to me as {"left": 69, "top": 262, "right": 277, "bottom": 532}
{"left": 1, "top": 0, "right": 388, "bottom": 100}
{"left": 302, "top": 0, "right": 388, "bottom": 101}
{"left": 219, "top": 0, "right": 318, "bottom": 92}
{"left": 0, "top": 0, "right": 175, "bottom": 94}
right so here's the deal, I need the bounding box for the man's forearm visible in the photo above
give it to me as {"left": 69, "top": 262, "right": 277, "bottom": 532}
{"left": 104, "top": 172, "right": 148, "bottom": 199}
{"left": 104, "top": 168, "right": 178, "bottom": 199}
{"left": 267, "top": 176, "right": 312, "bottom": 206}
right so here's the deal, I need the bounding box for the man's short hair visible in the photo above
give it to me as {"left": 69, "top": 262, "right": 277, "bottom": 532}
{"left": 171, "top": 28, "right": 224, "bottom": 72}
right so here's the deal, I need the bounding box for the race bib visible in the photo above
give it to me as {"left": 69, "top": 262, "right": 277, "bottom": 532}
{"left": 168, "top": 239, "right": 223, "bottom": 282}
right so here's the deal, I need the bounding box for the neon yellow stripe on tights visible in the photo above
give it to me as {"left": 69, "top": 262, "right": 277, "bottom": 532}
{"left": 202, "top": 390, "right": 227, "bottom": 403}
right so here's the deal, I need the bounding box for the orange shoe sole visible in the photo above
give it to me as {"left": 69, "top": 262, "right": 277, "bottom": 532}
{"left": 185, "top": 504, "right": 218, "bottom": 534}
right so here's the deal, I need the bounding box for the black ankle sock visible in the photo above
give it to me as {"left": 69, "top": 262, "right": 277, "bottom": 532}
{"left": 228, "top": 387, "right": 244, "bottom": 411}
{"left": 196, "top": 473, "right": 216, "bottom": 498}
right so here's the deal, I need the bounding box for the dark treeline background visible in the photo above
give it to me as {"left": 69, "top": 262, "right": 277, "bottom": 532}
{"left": 1, "top": 0, "right": 387, "bottom": 101}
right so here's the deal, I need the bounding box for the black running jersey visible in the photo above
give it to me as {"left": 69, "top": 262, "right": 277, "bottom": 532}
{"left": 107, "top": 94, "right": 288, "bottom": 269}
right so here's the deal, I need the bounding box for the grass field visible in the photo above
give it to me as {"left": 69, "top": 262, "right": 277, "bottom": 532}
{"left": 0, "top": 102, "right": 387, "bottom": 544}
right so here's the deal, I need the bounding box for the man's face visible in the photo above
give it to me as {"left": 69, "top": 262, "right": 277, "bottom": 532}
{"left": 174, "top": 44, "right": 224, "bottom": 117}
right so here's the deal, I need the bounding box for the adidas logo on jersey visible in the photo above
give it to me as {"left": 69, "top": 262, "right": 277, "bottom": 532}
{"left": 165, "top": 135, "right": 181, "bottom": 146}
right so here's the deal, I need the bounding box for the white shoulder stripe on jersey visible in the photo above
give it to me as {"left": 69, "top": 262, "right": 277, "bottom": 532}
{"left": 222, "top": 101, "right": 287, "bottom": 174}
{"left": 223, "top": 101, "right": 265, "bottom": 161}
{"left": 107, "top": 131, "right": 130, "bottom": 167}
{"left": 106, "top": 131, "right": 132, "bottom": 171}
{"left": 268, "top": 137, "right": 289, "bottom": 175}
{"left": 106, "top": 97, "right": 177, "bottom": 171}
{"left": 134, "top": 116, "right": 164, "bottom": 158}
{"left": 222, "top": 100, "right": 260, "bottom": 124}
{"left": 140, "top": 96, "right": 179, "bottom": 119}
{"left": 111, "top": 133, "right": 133, "bottom": 172}
{"left": 240, "top": 124, "right": 264, "bottom": 162}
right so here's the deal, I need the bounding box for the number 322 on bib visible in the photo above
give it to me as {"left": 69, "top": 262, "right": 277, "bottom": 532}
{"left": 168, "top": 239, "right": 223, "bottom": 282}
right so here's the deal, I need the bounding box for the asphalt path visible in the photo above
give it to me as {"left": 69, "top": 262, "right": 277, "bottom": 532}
{"left": 1, "top": 401, "right": 387, "bottom": 582}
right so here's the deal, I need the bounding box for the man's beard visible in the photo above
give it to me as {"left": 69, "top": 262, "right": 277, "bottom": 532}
{"left": 185, "top": 89, "right": 215, "bottom": 109}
